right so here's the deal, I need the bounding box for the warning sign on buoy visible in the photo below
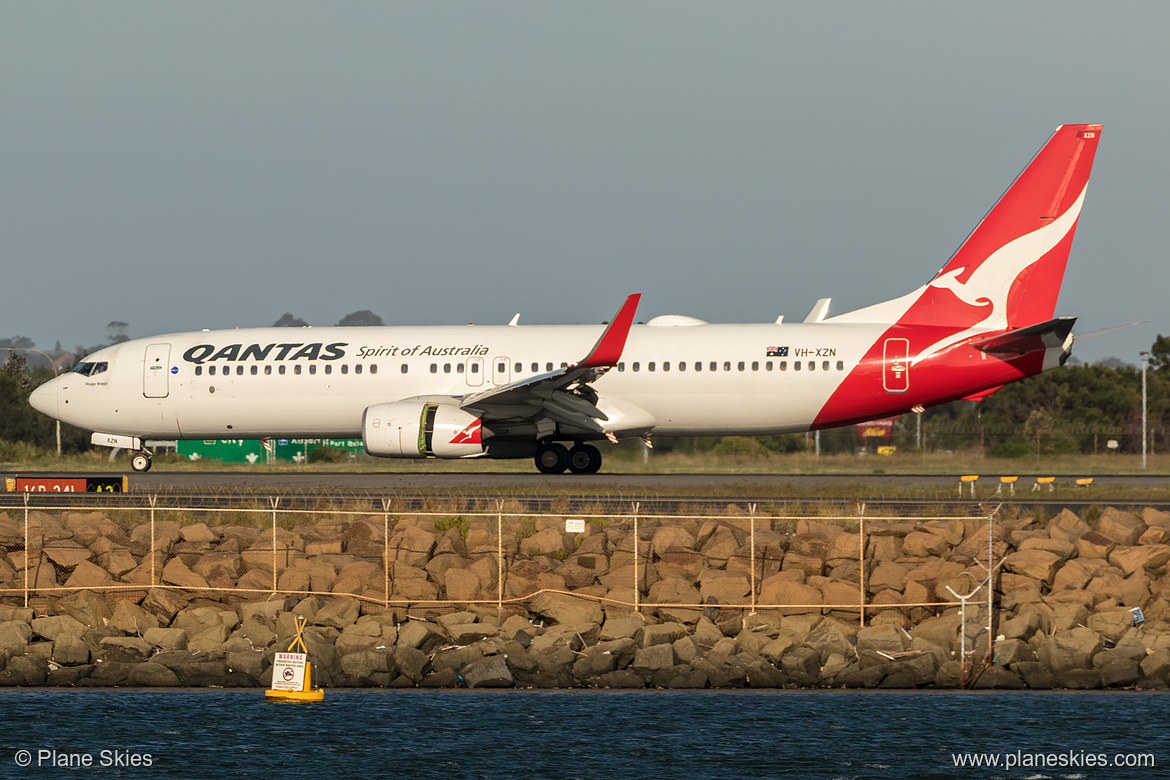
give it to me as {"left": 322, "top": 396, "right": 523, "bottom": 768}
{"left": 265, "top": 615, "right": 324, "bottom": 702}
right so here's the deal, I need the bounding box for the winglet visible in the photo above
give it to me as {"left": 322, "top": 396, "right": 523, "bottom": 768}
{"left": 580, "top": 294, "right": 641, "bottom": 367}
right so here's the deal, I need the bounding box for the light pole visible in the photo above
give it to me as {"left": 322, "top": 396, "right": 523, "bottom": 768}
{"left": 2, "top": 347, "right": 62, "bottom": 456}
{"left": 1141, "top": 352, "right": 1149, "bottom": 470}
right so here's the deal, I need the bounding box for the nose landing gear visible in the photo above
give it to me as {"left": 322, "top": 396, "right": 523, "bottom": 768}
{"left": 130, "top": 450, "right": 153, "bottom": 473}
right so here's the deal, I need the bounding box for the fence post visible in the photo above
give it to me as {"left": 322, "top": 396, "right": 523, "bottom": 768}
{"left": 149, "top": 494, "right": 157, "bottom": 588}
{"left": 858, "top": 502, "right": 866, "bottom": 629}
{"left": 497, "top": 500, "right": 504, "bottom": 617}
{"left": 23, "top": 493, "right": 29, "bottom": 608}
{"left": 749, "top": 503, "right": 757, "bottom": 615}
{"left": 270, "top": 496, "right": 280, "bottom": 594}
{"left": 382, "top": 498, "right": 391, "bottom": 608}
{"left": 632, "top": 502, "right": 640, "bottom": 614}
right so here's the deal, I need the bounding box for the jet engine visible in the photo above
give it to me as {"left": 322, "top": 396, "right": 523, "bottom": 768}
{"left": 362, "top": 401, "right": 487, "bottom": 458}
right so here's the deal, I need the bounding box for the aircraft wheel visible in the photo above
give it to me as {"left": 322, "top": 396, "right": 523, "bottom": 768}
{"left": 568, "top": 444, "right": 602, "bottom": 474}
{"left": 131, "top": 452, "right": 152, "bottom": 473}
{"left": 534, "top": 442, "right": 569, "bottom": 474}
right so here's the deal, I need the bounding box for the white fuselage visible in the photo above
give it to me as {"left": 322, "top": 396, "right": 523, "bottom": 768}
{"left": 35, "top": 320, "right": 886, "bottom": 441}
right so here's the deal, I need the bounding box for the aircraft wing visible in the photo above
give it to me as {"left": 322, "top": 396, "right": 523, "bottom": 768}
{"left": 459, "top": 294, "right": 641, "bottom": 434}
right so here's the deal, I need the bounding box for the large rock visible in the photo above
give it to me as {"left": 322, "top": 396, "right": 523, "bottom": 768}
{"left": 529, "top": 592, "right": 603, "bottom": 627}
{"left": 1096, "top": 508, "right": 1145, "bottom": 545}
{"left": 313, "top": 597, "right": 361, "bottom": 629}
{"left": 30, "top": 615, "right": 86, "bottom": 642}
{"left": 461, "top": 655, "right": 513, "bottom": 688}
{"left": 110, "top": 601, "right": 160, "bottom": 636}
{"left": 1047, "top": 510, "right": 1091, "bottom": 545}
{"left": 1108, "top": 545, "right": 1170, "bottom": 577}
{"left": 98, "top": 636, "right": 152, "bottom": 663}
{"left": 1002, "top": 549, "right": 1061, "bottom": 585}
{"left": 1076, "top": 531, "right": 1115, "bottom": 560}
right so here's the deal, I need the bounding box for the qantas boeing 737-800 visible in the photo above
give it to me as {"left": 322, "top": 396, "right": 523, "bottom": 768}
{"left": 30, "top": 124, "right": 1102, "bottom": 474}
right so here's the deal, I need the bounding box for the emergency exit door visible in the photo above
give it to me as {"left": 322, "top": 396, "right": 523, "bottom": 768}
{"left": 883, "top": 338, "right": 909, "bottom": 393}
{"left": 143, "top": 343, "right": 171, "bottom": 398}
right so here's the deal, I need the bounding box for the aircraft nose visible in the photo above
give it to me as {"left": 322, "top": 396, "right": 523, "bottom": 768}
{"left": 29, "top": 377, "right": 59, "bottom": 418}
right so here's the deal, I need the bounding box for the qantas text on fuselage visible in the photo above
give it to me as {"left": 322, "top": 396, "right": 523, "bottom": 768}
{"left": 30, "top": 125, "right": 1104, "bottom": 474}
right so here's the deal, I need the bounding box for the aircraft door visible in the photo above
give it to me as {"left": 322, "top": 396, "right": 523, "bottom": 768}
{"left": 466, "top": 357, "right": 484, "bottom": 387}
{"left": 882, "top": 338, "right": 909, "bottom": 393}
{"left": 492, "top": 356, "right": 511, "bottom": 386}
{"left": 143, "top": 343, "right": 171, "bottom": 398}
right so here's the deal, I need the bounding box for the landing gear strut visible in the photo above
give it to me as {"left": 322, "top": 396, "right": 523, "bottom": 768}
{"left": 130, "top": 450, "right": 153, "bottom": 473}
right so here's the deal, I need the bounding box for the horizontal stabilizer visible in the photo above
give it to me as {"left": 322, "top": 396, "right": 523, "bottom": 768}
{"left": 971, "top": 317, "right": 1076, "bottom": 357}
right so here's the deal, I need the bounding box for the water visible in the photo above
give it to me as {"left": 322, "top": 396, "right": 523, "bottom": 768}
{"left": 0, "top": 689, "right": 1166, "bottom": 779}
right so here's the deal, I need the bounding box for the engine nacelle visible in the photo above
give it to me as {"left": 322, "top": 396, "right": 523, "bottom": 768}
{"left": 362, "top": 401, "right": 486, "bottom": 459}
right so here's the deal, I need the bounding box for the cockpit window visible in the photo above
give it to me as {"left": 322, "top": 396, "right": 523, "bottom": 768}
{"left": 73, "top": 362, "right": 108, "bottom": 377}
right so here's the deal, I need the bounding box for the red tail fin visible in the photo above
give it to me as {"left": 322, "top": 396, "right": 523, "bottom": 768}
{"left": 830, "top": 124, "right": 1101, "bottom": 338}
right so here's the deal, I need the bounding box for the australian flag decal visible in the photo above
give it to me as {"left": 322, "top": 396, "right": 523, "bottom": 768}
{"left": 766, "top": 346, "right": 789, "bottom": 357}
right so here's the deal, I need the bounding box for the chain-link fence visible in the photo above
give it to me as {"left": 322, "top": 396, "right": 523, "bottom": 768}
{"left": 1, "top": 495, "right": 999, "bottom": 657}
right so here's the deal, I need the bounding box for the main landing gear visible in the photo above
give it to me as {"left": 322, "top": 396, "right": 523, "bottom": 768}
{"left": 130, "top": 450, "right": 153, "bottom": 473}
{"left": 534, "top": 442, "right": 602, "bottom": 474}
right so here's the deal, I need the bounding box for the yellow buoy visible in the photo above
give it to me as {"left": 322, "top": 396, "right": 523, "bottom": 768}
{"left": 266, "top": 615, "right": 325, "bottom": 702}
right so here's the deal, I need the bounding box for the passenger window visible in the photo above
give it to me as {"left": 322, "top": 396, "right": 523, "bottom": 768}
{"left": 810, "top": 361, "right": 817, "bottom": 371}
{"left": 546, "top": 362, "right": 553, "bottom": 372}
{"left": 265, "top": 365, "right": 272, "bottom": 375}
{"left": 355, "top": 364, "right": 362, "bottom": 375}
{"left": 751, "top": 361, "right": 759, "bottom": 371}
{"left": 430, "top": 364, "right": 437, "bottom": 374}
{"left": 209, "top": 366, "right": 216, "bottom": 376}
{"left": 444, "top": 364, "right": 451, "bottom": 374}
{"left": 836, "top": 361, "right": 844, "bottom": 371}
{"left": 341, "top": 364, "right": 348, "bottom": 375}
{"left": 498, "top": 362, "right": 506, "bottom": 373}
{"left": 279, "top": 365, "right": 286, "bottom": 375}
{"left": 531, "top": 362, "right": 538, "bottom": 373}
{"left": 401, "top": 364, "right": 408, "bottom": 374}
{"left": 515, "top": 362, "right": 522, "bottom": 373}
{"left": 250, "top": 365, "right": 257, "bottom": 376}
{"left": 236, "top": 365, "right": 244, "bottom": 376}
{"left": 679, "top": 361, "right": 686, "bottom": 372}
{"left": 457, "top": 363, "right": 464, "bottom": 373}
{"left": 695, "top": 362, "right": 702, "bottom": 372}
{"left": 324, "top": 365, "right": 331, "bottom": 375}
{"left": 738, "top": 361, "right": 745, "bottom": 371}
{"left": 560, "top": 362, "right": 568, "bottom": 368}
{"left": 663, "top": 361, "right": 670, "bottom": 371}
{"left": 294, "top": 365, "right": 302, "bottom": 375}
{"left": 195, "top": 366, "right": 202, "bottom": 376}
{"left": 310, "top": 365, "right": 316, "bottom": 375}
{"left": 766, "top": 361, "right": 774, "bottom": 371}
{"left": 648, "top": 362, "right": 656, "bottom": 372}
{"left": 724, "top": 361, "right": 731, "bottom": 371}
{"left": 370, "top": 364, "right": 377, "bottom": 374}
{"left": 471, "top": 363, "right": 479, "bottom": 373}
{"left": 617, "top": 362, "right": 625, "bottom": 372}
{"left": 632, "top": 362, "right": 640, "bottom": 372}
{"left": 794, "top": 361, "right": 801, "bottom": 371}
{"left": 710, "top": 362, "right": 717, "bottom": 372}
{"left": 823, "top": 361, "right": 830, "bottom": 371}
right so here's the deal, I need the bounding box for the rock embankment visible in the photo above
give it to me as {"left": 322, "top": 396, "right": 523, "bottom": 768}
{"left": 1, "top": 505, "right": 1169, "bottom": 689}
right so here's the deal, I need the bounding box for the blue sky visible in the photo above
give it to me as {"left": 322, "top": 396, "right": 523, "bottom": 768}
{"left": 1, "top": 2, "right": 1163, "bottom": 364}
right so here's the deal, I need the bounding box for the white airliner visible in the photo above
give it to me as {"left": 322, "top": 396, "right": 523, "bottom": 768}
{"left": 31, "top": 124, "right": 1102, "bottom": 474}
